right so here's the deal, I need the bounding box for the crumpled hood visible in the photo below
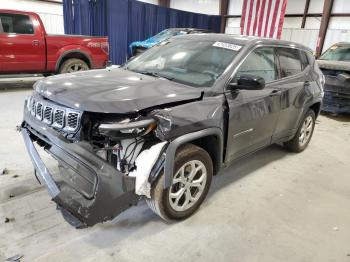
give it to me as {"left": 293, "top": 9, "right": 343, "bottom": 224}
{"left": 35, "top": 68, "right": 202, "bottom": 113}
{"left": 317, "top": 60, "right": 350, "bottom": 71}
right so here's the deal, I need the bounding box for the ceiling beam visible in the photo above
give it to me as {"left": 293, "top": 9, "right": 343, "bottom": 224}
{"left": 316, "top": 0, "right": 334, "bottom": 57}
{"left": 220, "top": 0, "right": 229, "bottom": 33}
{"left": 225, "top": 13, "right": 350, "bottom": 18}
{"left": 301, "top": 0, "right": 310, "bottom": 28}
{"left": 158, "top": 0, "right": 170, "bottom": 8}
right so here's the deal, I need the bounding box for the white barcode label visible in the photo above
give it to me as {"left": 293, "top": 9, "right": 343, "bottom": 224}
{"left": 213, "top": 41, "right": 242, "bottom": 51}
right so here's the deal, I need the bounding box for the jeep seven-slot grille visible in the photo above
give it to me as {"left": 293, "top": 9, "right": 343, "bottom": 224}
{"left": 36, "top": 102, "right": 43, "bottom": 120}
{"left": 28, "top": 97, "right": 81, "bottom": 132}
{"left": 53, "top": 109, "right": 65, "bottom": 128}
{"left": 43, "top": 106, "right": 53, "bottom": 124}
{"left": 67, "top": 113, "right": 79, "bottom": 130}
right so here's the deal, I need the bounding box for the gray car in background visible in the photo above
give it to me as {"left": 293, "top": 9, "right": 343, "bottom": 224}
{"left": 317, "top": 42, "right": 350, "bottom": 114}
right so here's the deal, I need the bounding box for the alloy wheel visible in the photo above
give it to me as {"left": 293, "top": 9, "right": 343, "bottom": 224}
{"left": 168, "top": 160, "right": 207, "bottom": 212}
{"left": 68, "top": 64, "right": 86, "bottom": 73}
{"left": 299, "top": 115, "right": 314, "bottom": 147}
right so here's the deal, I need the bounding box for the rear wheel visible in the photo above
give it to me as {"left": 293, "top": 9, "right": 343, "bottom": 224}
{"left": 59, "top": 58, "right": 89, "bottom": 74}
{"left": 146, "top": 143, "right": 213, "bottom": 221}
{"left": 284, "top": 109, "right": 316, "bottom": 152}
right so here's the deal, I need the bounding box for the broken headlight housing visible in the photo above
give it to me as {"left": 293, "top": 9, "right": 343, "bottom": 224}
{"left": 98, "top": 117, "right": 157, "bottom": 139}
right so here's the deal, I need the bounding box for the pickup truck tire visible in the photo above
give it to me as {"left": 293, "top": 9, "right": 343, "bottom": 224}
{"left": 284, "top": 109, "right": 316, "bottom": 153}
{"left": 146, "top": 143, "right": 213, "bottom": 221}
{"left": 59, "top": 58, "right": 89, "bottom": 74}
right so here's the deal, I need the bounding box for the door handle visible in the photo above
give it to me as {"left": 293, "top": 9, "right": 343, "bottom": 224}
{"left": 269, "top": 89, "right": 281, "bottom": 96}
{"left": 304, "top": 81, "right": 310, "bottom": 87}
{"left": 32, "top": 40, "right": 40, "bottom": 46}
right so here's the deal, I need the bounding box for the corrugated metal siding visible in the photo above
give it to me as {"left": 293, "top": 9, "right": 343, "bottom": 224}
{"left": 324, "top": 29, "right": 350, "bottom": 50}
{"left": 37, "top": 12, "right": 64, "bottom": 34}
{"left": 281, "top": 28, "right": 319, "bottom": 51}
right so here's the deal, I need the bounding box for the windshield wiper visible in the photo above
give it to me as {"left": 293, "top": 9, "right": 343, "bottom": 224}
{"left": 134, "top": 70, "right": 174, "bottom": 81}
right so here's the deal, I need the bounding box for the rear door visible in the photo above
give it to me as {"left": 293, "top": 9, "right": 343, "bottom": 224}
{"left": 272, "top": 47, "right": 312, "bottom": 142}
{"left": 225, "top": 46, "right": 281, "bottom": 161}
{"left": 0, "top": 13, "right": 46, "bottom": 73}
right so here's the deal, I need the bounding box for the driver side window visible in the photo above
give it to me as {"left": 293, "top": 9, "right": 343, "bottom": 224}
{"left": 235, "top": 47, "right": 277, "bottom": 83}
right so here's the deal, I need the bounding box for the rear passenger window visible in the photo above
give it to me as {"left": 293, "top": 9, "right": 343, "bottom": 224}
{"left": 0, "top": 13, "right": 34, "bottom": 34}
{"left": 235, "top": 47, "right": 277, "bottom": 83}
{"left": 277, "top": 48, "right": 303, "bottom": 78}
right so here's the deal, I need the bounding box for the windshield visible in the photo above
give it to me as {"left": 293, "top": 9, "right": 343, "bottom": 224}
{"left": 152, "top": 29, "right": 184, "bottom": 42}
{"left": 320, "top": 45, "right": 350, "bottom": 61}
{"left": 125, "top": 39, "right": 240, "bottom": 87}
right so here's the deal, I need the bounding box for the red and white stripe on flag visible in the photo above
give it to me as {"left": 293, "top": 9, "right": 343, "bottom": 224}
{"left": 240, "top": 0, "right": 288, "bottom": 39}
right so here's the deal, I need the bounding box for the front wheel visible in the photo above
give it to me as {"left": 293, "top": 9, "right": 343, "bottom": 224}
{"left": 146, "top": 144, "right": 213, "bottom": 221}
{"left": 284, "top": 109, "right": 316, "bottom": 152}
{"left": 59, "top": 58, "right": 89, "bottom": 74}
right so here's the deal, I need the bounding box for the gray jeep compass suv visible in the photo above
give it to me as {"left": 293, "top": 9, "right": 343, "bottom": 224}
{"left": 21, "top": 34, "right": 324, "bottom": 228}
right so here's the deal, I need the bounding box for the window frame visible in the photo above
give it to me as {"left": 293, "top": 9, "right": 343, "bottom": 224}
{"left": 225, "top": 44, "right": 312, "bottom": 92}
{"left": 233, "top": 46, "right": 279, "bottom": 84}
{"left": 275, "top": 47, "right": 305, "bottom": 79}
{"left": 0, "top": 13, "right": 35, "bottom": 36}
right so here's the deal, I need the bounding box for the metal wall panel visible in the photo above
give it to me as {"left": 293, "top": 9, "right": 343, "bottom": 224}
{"left": 38, "top": 13, "right": 64, "bottom": 34}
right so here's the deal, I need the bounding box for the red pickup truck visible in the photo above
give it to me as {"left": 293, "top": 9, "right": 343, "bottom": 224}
{"left": 0, "top": 10, "right": 109, "bottom": 75}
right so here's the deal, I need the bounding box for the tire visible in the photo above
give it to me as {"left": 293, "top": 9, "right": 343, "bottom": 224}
{"left": 42, "top": 73, "right": 53, "bottom": 77}
{"left": 146, "top": 143, "right": 213, "bottom": 221}
{"left": 284, "top": 109, "right": 316, "bottom": 153}
{"left": 58, "top": 58, "right": 89, "bottom": 74}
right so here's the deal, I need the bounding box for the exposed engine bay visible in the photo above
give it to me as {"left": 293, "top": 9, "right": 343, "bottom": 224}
{"left": 26, "top": 92, "right": 174, "bottom": 200}
{"left": 89, "top": 114, "right": 169, "bottom": 197}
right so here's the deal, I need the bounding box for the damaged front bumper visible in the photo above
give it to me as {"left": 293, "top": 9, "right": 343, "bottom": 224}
{"left": 21, "top": 112, "right": 140, "bottom": 228}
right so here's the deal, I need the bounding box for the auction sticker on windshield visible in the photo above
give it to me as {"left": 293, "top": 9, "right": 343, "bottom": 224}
{"left": 213, "top": 42, "right": 242, "bottom": 51}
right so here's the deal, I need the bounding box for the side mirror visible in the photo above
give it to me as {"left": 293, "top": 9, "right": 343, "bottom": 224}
{"left": 229, "top": 74, "right": 265, "bottom": 90}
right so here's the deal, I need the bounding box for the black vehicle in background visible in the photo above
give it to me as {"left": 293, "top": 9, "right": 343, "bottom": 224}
{"left": 21, "top": 34, "right": 324, "bottom": 228}
{"left": 317, "top": 42, "right": 350, "bottom": 114}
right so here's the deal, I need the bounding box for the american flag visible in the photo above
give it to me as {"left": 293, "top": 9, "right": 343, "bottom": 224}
{"left": 240, "top": 0, "right": 288, "bottom": 39}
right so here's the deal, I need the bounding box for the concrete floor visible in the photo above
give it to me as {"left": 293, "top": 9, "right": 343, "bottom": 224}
{"left": 0, "top": 88, "right": 350, "bottom": 262}
{"left": 0, "top": 76, "right": 43, "bottom": 90}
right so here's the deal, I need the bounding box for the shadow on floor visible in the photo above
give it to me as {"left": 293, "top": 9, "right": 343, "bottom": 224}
{"left": 209, "top": 144, "right": 289, "bottom": 195}
{"left": 321, "top": 111, "right": 350, "bottom": 122}
{"left": 86, "top": 144, "right": 290, "bottom": 248}
{"left": 0, "top": 82, "right": 35, "bottom": 90}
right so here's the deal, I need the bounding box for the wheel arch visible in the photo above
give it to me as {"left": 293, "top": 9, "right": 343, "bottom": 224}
{"left": 309, "top": 101, "right": 321, "bottom": 118}
{"left": 55, "top": 50, "right": 92, "bottom": 73}
{"left": 163, "top": 128, "right": 224, "bottom": 187}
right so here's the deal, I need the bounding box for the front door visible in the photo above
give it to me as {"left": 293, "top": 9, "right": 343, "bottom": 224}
{"left": 225, "top": 46, "right": 281, "bottom": 162}
{"left": 0, "top": 13, "right": 45, "bottom": 73}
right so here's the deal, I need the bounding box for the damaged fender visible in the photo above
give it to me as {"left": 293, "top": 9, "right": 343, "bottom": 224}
{"left": 129, "top": 141, "right": 168, "bottom": 197}
{"left": 150, "top": 95, "right": 226, "bottom": 188}
{"left": 162, "top": 128, "right": 224, "bottom": 187}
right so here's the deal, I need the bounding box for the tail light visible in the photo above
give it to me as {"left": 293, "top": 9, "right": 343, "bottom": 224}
{"left": 101, "top": 42, "right": 109, "bottom": 55}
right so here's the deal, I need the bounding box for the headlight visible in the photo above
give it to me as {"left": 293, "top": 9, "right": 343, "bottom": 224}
{"left": 98, "top": 118, "right": 157, "bottom": 138}
{"left": 26, "top": 96, "right": 32, "bottom": 111}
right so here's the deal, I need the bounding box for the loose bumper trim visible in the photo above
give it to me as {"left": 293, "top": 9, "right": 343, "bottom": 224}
{"left": 22, "top": 129, "right": 60, "bottom": 198}
{"left": 21, "top": 110, "right": 140, "bottom": 227}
